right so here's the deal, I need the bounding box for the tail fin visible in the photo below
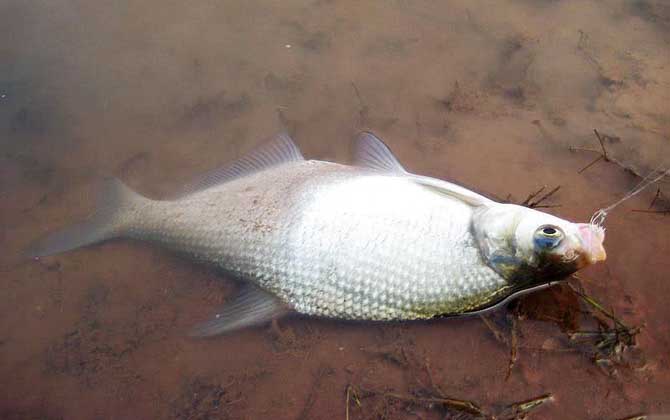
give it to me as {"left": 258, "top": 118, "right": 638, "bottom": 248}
{"left": 26, "top": 178, "right": 146, "bottom": 258}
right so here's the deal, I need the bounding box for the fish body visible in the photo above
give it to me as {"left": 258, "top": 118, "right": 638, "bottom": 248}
{"left": 131, "top": 161, "right": 507, "bottom": 320}
{"left": 29, "top": 132, "right": 606, "bottom": 335}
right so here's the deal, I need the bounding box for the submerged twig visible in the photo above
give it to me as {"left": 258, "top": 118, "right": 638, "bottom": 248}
{"left": 351, "top": 82, "right": 369, "bottom": 127}
{"left": 498, "top": 394, "right": 554, "bottom": 419}
{"left": 632, "top": 188, "right": 669, "bottom": 214}
{"left": 571, "top": 129, "right": 613, "bottom": 174}
{"left": 566, "top": 279, "right": 641, "bottom": 375}
{"left": 517, "top": 185, "right": 562, "bottom": 209}
{"left": 631, "top": 209, "right": 670, "bottom": 214}
{"left": 593, "top": 129, "right": 610, "bottom": 161}
{"left": 345, "top": 384, "right": 361, "bottom": 420}
{"left": 648, "top": 188, "right": 661, "bottom": 209}
{"left": 529, "top": 185, "right": 561, "bottom": 208}
{"left": 479, "top": 314, "right": 509, "bottom": 345}
{"left": 505, "top": 311, "right": 519, "bottom": 381}
{"left": 521, "top": 186, "right": 546, "bottom": 207}
{"left": 578, "top": 155, "right": 604, "bottom": 174}
{"left": 379, "top": 390, "right": 485, "bottom": 416}
{"left": 353, "top": 385, "right": 552, "bottom": 420}
{"left": 567, "top": 282, "right": 632, "bottom": 331}
{"left": 297, "top": 365, "right": 331, "bottom": 420}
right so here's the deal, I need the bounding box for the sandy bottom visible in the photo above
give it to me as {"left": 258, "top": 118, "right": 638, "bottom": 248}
{"left": 1, "top": 1, "right": 669, "bottom": 418}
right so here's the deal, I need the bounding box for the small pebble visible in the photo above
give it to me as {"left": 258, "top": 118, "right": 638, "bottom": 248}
{"left": 285, "top": 44, "right": 292, "bottom": 49}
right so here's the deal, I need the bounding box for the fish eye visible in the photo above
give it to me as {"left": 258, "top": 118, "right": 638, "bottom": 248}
{"left": 542, "top": 227, "right": 558, "bottom": 236}
{"left": 534, "top": 225, "right": 563, "bottom": 249}
{"left": 537, "top": 225, "right": 562, "bottom": 237}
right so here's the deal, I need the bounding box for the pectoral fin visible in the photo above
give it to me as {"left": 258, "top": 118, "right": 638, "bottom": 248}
{"left": 189, "top": 286, "right": 289, "bottom": 337}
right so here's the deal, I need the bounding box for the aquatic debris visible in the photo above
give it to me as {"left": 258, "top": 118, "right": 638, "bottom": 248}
{"left": 566, "top": 278, "right": 642, "bottom": 376}
{"left": 344, "top": 383, "right": 552, "bottom": 420}
{"left": 480, "top": 277, "right": 642, "bottom": 378}
{"left": 480, "top": 305, "right": 520, "bottom": 380}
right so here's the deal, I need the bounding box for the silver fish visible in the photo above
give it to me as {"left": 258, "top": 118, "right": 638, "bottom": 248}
{"left": 28, "top": 132, "right": 606, "bottom": 336}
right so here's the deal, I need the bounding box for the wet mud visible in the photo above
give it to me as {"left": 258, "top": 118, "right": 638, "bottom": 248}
{"left": 1, "top": 0, "right": 669, "bottom": 419}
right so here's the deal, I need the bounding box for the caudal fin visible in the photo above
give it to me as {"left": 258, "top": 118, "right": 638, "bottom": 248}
{"left": 26, "top": 178, "right": 145, "bottom": 258}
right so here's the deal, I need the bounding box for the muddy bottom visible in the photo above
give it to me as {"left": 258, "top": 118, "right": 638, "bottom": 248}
{"left": 1, "top": 1, "right": 669, "bottom": 419}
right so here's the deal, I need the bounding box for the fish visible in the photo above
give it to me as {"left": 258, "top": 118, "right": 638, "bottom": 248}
{"left": 27, "top": 132, "right": 607, "bottom": 336}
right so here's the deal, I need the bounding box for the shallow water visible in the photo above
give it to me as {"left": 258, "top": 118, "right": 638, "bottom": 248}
{"left": 1, "top": 0, "right": 669, "bottom": 419}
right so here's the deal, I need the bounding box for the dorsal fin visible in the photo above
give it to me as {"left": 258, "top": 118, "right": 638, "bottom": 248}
{"left": 354, "top": 131, "right": 492, "bottom": 207}
{"left": 353, "top": 132, "right": 407, "bottom": 174}
{"left": 172, "top": 132, "right": 304, "bottom": 198}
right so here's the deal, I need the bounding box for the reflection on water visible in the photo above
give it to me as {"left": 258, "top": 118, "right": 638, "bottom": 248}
{"left": 1, "top": 0, "right": 669, "bottom": 419}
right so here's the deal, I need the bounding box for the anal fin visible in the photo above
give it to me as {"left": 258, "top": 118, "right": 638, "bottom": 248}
{"left": 189, "top": 286, "right": 288, "bottom": 337}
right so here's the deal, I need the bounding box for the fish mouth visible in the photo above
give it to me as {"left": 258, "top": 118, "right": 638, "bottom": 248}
{"left": 577, "top": 223, "right": 607, "bottom": 264}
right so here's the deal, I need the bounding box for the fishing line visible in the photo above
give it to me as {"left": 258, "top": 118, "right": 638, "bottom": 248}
{"left": 590, "top": 164, "right": 670, "bottom": 227}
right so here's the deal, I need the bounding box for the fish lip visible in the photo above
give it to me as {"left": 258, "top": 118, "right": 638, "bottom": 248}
{"left": 577, "top": 223, "right": 607, "bottom": 264}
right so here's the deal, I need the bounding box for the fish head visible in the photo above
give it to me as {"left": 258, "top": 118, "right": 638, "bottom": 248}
{"left": 472, "top": 204, "right": 606, "bottom": 285}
